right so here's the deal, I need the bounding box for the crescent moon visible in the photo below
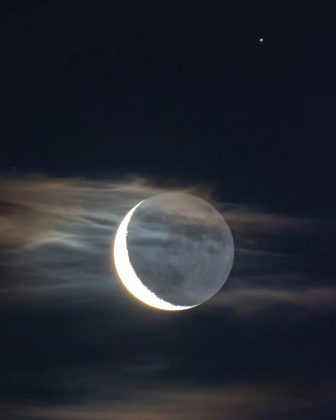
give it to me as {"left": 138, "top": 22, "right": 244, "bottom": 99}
{"left": 113, "top": 201, "right": 196, "bottom": 311}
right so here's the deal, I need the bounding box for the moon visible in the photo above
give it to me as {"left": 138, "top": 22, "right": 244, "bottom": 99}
{"left": 113, "top": 193, "right": 234, "bottom": 311}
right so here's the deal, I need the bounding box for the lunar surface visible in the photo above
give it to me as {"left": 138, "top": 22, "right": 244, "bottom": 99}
{"left": 113, "top": 193, "right": 234, "bottom": 310}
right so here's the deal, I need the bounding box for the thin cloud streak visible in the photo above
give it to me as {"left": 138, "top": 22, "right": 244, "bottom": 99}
{"left": 210, "top": 285, "right": 336, "bottom": 316}
{"left": 7, "top": 377, "right": 336, "bottom": 420}
{"left": 0, "top": 175, "right": 333, "bottom": 321}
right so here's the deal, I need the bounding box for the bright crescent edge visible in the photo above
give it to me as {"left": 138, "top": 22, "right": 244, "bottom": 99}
{"left": 113, "top": 201, "right": 197, "bottom": 311}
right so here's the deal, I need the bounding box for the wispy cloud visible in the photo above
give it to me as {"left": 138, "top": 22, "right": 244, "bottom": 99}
{"left": 5, "top": 376, "right": 335, "bottom": 420}
{"left": 0, "top": 175, "right": 334, "bottom": 320}
{"left": 210, "top": 284, "right": 336, "bottom": 318}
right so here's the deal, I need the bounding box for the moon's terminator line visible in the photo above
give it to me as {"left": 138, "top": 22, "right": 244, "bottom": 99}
{"left": 113, "top": 201, "right": 194, "bottom": 310}
{"left": 113, "top": 193, "right": 234, "bottom": 311}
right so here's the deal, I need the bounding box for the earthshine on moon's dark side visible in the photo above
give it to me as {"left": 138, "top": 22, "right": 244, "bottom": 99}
{"left": 113, "top": 193, "right": 234, "bottom": 310}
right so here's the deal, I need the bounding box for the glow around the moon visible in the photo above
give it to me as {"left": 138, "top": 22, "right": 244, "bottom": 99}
{"left": 113, "top": 201, "right": 196, "bottom": 311}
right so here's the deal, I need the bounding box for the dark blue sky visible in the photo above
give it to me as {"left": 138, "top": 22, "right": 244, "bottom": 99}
{"left": 0, "top": 2, "right": 335, "bottom": 211}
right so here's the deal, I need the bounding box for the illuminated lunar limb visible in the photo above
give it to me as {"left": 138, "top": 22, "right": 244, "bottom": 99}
{"left": 113, "top": 201, "right": 195, "bottom": 311}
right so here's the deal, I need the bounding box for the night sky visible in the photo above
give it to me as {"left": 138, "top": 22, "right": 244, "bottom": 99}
{"left": 0, "top": 2, "right": 336, "bottom": 419}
